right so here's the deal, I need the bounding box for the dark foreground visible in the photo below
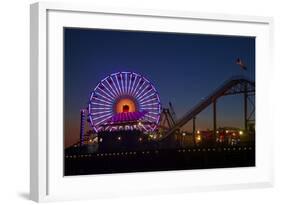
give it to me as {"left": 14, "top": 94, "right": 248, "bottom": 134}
{"left": 64, "top": 146, "right": 255, "bottom": 176}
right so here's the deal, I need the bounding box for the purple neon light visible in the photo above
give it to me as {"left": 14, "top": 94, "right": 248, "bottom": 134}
{"left": 135, "top": 82, "right": 150, "bottom": 97}
{"left": 131, "top": 77, "right": 142, "bottom": 97}
{"left": 140, "top": 97, "right": 158, "bottom": 105}
{"left": 134, "top": 81, "right": 148, "bottom": 98}
{"left": 89, "top": 110, "right": 111, "bottom": 116}
{"left": 90, "top": 101, "right": 112, "bottom": 107}
{"left": 115, "top": 74, "right": 122, "bottom": 95}
{"left": 88, "top": 71, "right": 161, "bottom": 132}
{"left": 138, "top": 88, "right": 154, "bottom": 101}
{"left": 129, "top": 74, "right": 137, "bottom": 95}
{"left": 109, "top": 76, "right": 119, "bottom": 96}
{"left": 139, "top": 92, "right": 157, "bottom": 103}
{"left": 125, "top": 73, "right": 128, "bottom": 94}
{"left": 107, "top": 111, "right": 148, "bottom": 123}
{"left": 99, "top": 87, "right": 114, "bottom": 100}
{"left": 128, "top": 73, "right": 132, "bottom": 94}
{"left": 120, "top": 73, "right": 125, "bottom": 94}
{"left": 101, "top": 81, "right": 116, "bottom": 99}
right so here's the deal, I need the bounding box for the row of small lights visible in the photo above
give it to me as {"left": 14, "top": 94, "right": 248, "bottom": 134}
{"left": 66, "top": 147, "right": 252, "bottom": 159}
{"left": 82, "top": 130, "right": 244, "bottom": 145}
{"left": 177, "top": 146, "right": 252, "bottom": 153}
{"left": 65, "top": 150, "right": 160, "bottom": 159}
{"left": 181, "top": 130, "right": 244, "bottom": 137}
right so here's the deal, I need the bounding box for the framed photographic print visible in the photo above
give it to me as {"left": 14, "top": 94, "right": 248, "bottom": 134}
{"left": 30, "top": 2, "right": 274, "bottom": 202}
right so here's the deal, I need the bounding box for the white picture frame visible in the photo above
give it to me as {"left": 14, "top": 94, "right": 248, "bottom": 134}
{"left": 30, "top": 2, "right": 274, "bottom": 202}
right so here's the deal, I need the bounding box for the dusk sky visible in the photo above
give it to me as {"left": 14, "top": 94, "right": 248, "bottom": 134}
{"left": 64, "top": 28, "right": 255, "bottom": 147}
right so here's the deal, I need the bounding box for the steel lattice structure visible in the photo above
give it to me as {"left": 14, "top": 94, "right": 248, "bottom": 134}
{"left": 88, "top": 71, "right": 161, "bottom": 132}
{"left": 162, "top": 76, "right": 255, "bottom": 139}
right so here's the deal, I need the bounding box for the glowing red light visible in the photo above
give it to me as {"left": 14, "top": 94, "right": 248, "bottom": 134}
{"left": 122, "top": 105, "right": 129, "bottom": 113}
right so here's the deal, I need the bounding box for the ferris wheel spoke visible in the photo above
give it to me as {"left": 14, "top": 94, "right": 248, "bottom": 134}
{"left": 97, "top": 89, "right": 114, "bottom": 103}
{"left": 131, "top": 77, "right": 142, "bottom": 97}
{"left": 95, "top": 114, "right": 114, "bottom": 126}
{"left": 140, "top": 107, "right": 159, "bottom": 110}
{"left": 137, "top": 88, "right": 153, "bottom": 101}
{"left": 102, "top": 81, "right": 118, "bottom": 98}
{"left": 95, "top": 92, "right": 113, "bottom": 104}
{"left": 139, "top": 97, "right": 158, "bottom": 105}
{"left": 91, "top": 112, "right": 112, "bottom": 122}
{"left": 90, "top": 107, "right": 111, "bottom": 110}
{"left": 110, "top": 76, "right": 121, "bottom": 96}
{"left": 127, "top": 73, "right": 133, "bottom": 95}
{"left": 139, "top": 93, "right": 158, "bottom": 103}
{"left": 138, "top": 92, "right": 156, "bottom": 103}
{"left": 91, "top": 98, "right": 112, "bottom": 107}
{"left": 89, "top": 103, "right": 111, "bottom": 110}
{"left": 120, "top": 73, "right": 125, "bottom": 95}
{"left": 145, "top": 114, "right": 158, "bottom": 121}
{"left": 91, "top": 98, "right": 111, "bottom": 106}
{"left": 129, "top": 73, "right": 137, "bottom": 95}
{"left": 97, "top": 87, "right": 115, "bottom": 101}
{"left": 135, "top": 84, "right": 150, "bottom": 99}
{"left": 126, "top": 72, "right": 130, "bottom": 94}
{"left": 148, "top": 111, "right": 160, "bottom": 115}
{"left": 102, "top": 83, "right": 115, "bottom": 100}
{"left": 140, "top": 102, "right": 160, "bottom": 107}
{"left": 135, "top": 81, "right": 148, "bottom": 97}
{"left": 134, "top": 81, "right": 148, "bottom": 98}
{"left": 90, "top": 101, "right": 112, "bottom": 108}
{"left": 115, "top": 74, "right": 123, "bottom": 96}
{"left": 90, "top": 110, "right": 111, "bottom": 116}
{"left": 125, "top": 72, "right": 128, "bottom": 94}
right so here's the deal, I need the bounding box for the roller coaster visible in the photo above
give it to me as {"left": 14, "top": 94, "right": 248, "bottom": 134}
{"left": 160, "top": 75, "right": 255, "bottom": 141}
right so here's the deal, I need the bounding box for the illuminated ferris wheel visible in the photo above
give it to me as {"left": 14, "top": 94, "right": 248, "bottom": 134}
{"left": 88, "top": 71, "right": 161, "bottom": 132}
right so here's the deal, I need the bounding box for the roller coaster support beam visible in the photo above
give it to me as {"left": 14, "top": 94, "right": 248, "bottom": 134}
{"left": 213, "top": 100, "right": 217, "bottom": 141}
{"left": 244, "top": 84, "right": 248, "bottom": 132}
{"left": 192, "top": 117, "right": 196, "bottom": 145}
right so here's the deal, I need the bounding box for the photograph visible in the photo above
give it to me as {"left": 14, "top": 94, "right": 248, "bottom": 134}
{"left": 64, "top": 28, "right": 255, "bottom": 176}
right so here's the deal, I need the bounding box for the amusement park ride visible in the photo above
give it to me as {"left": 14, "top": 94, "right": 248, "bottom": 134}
{"left": 88, "top": 71, "right": 161, "bottom": 133}
{"left": 73, "top": 71, "right": 255, "bottom": 151}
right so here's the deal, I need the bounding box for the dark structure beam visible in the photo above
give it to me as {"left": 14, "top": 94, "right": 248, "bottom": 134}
{"left": 192, "top": 117, "right": 196, "bottom": 145}
{"left": 213, "top": 100, "right": 217, "bottom": 141}
{"left": 244, "top": 85, "right": 248, "bottom": 132}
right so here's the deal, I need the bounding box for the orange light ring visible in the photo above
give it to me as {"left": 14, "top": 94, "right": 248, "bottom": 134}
{"left": 114, "top": 96, "right": 138, "bottom": 114}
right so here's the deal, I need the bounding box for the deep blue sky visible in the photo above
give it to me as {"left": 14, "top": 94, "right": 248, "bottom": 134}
{"left": 64, "top": 28, "right": 255, "bottom": 146}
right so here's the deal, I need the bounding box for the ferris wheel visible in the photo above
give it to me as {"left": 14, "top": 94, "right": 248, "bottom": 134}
{"left": 88, "top": 71, "right": 161, "bottom": 132}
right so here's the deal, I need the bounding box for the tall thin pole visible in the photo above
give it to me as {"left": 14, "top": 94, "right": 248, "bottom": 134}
{"left": 213, "top": 100, "right": 217, "bottom": 142}
{"left": 192, "top": 117, "right": 196, "bottom": 145}
{"left": 244, "top": 87, "right": 248, "bottom": 132}
{"left": 80, "top": 109, "right": 86, "bottom": 146}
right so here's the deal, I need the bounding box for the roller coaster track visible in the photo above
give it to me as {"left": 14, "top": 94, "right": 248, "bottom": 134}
{"left": 162, "top": 76, "right": 255, "bottom": 139}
